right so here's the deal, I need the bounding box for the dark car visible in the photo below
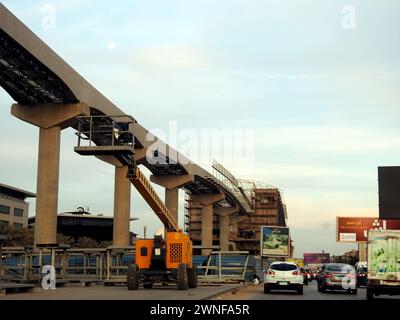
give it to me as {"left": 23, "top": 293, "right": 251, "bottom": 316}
{"left": 317, "top": 263, "right": 357, "bottom": 294}
{"left": 303, "top": 267, "right": 312, "bottom": 282}
{"left": 356, "top": 265, "right": 368, "bottom": 287}
{"left": 299, "top": 267, "right": 309, "bottom": 285}
{"left": 311, "top": 269, "right": 319, "bottom": 281}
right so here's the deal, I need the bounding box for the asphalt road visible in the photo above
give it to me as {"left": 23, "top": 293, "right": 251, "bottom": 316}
{"left": 215, "top": 281, "right": 400, "bottom": 300}
{"left": 0, "top": 283, "right": 241, "bottom": 300}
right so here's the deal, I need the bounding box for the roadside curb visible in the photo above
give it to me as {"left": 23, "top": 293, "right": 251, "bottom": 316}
{"left": 201, "top": 283, "right": 250, "bottom": 300}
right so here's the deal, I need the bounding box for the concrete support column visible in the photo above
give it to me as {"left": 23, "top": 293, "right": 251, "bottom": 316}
{"left": 113, "top": 166, "right": 131, "bottom": 247}
{"left": 191, "top": 193, "right": 225, "bottom": 256}
{"left": 34, "top": 126, "right": 61, "bottom": 246}
{"left": 165, "top": 188, "right": 179, "bottom": 221}
{"left": 229, "top": 215, "right": 248, "bottom": 251}
{"left": 214, "top": 207, "right": 240, "bottom": 252}
{"left": 219, "top": 215, "right": 230, "bottom": 251}
{"left": 201, "top": 204, "right": 213, "bottom": 256}
{"left": 11, "top": 102, "right": 90, "bottom": 247}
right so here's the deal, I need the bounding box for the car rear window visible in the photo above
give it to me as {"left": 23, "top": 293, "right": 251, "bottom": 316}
{"left": 326, "top": 264, "right": 352, "bottom": 272}
{"left": 358, "top": 267, "right": 367, "bottom": 272}
{"left": 270, "top": 263, "right": 297, "bottom": 271}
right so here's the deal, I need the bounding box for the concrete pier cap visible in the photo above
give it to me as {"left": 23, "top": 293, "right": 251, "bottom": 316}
{"left": 150, "top": 174, "right": 195, "bottom": 222}
{"left": 11, "top": 102, "right": 90, "bottom": 247}
{"left": 214, "top": 206, "right": 240, "bottom": 217}
{"left": 11, "top": 102, "right": 90, "bottom": 129}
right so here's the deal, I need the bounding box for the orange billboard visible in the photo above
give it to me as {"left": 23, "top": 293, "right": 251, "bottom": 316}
{"left": 336, "top": 217, "right": 400, "bottom": 243}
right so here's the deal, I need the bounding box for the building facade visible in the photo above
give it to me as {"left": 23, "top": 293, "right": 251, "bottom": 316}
{"left": 186, "top": 187, "right": 288, "bottom": 255}
{"left": 235, "top": 188, "right": 287, "bottom": 255}
{"left": 0, "top": 183, "right": 36, "bottom": 229}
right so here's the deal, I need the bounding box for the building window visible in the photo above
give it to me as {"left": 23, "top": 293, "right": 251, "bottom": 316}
{"left": 13, "top": 223, "right": 23, "bottom": 230}
{"left": 0, "top": 220, "right": 8, "bottom": 228}
{"left": 0, "top": 204, "right": 10, "bottom": 215}
{"left": 14, "top": 208, "right": 24, "bottom": 217}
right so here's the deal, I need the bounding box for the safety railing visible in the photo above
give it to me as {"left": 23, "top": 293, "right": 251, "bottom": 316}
{"left": 75, "top": 115, "right": 135, "bottom": 148}
{"left": 0, "top": 247, "right": 134, "bottom": 284}
{"left": 196, "top": 251, "right": 251, "bottom": 283}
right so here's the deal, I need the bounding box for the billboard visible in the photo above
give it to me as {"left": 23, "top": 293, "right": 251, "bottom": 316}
{"left": 336, "top": 217, "right": 400, "bottom": 243}
{"left": 286, "top": 258, "right": 304, "bottom": 267}
{"left": 378, "top": 166, "right": 400, "bottom": 219}
{"left": 303, "top": 253, "right": 330, "bottom": 265}
{"left": 260, "top": 226, "right": 290, "bottom": 257}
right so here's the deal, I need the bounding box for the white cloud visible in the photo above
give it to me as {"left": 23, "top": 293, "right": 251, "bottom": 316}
{"left": 233, "top": 71, "right": 324, "bottom": 79}
{"left": 129, "top": 45, "right": 211, "bottom": 70}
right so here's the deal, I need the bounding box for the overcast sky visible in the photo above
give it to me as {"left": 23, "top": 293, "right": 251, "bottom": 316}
{"left": 1, "top": 0, "right": 400, "bottom": 257}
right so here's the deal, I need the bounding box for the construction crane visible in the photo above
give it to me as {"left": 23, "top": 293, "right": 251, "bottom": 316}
{"left": 74, "top": 115, "right": 197, "bottom": 290}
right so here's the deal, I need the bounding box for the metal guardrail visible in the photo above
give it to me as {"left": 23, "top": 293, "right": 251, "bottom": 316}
{"left": 105, "top": 246, "right": 135, "bottom": 283}
{"left": 197, "top": 251, "right": 251, "bottom": 283}
{"left": 0, "top": 247, "right": 135, "bottom": 284}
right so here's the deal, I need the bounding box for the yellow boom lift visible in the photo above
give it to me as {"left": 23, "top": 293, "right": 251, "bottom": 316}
{"left": 74, "top": 115, "right": 197, "bottom": 290}
{"left": 126, "top": 167, "right": 197, "bottom": 290}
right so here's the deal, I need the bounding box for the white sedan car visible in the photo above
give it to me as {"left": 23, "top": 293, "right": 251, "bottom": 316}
{"left": 264, "top": 262, "right": 304, "bottom": 294}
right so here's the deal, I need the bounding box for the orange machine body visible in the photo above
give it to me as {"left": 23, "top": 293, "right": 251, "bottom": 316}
{"left": 135, "top": 232, "right": 193, "bottom": 270}
{"left": 135, "top": 239, "right": 154, "bottom": 269}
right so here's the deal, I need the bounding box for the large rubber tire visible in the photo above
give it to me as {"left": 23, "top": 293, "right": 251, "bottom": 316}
{"left": 367, "top": 289, "right": 374, "bottom": 300}
{"left": 188, "top": 267, "right": 198, "bottom": 288}
{"left": 177, "top": 264, "right": 189, "bottom": 290}
{"left": 297, "top": 286, "right": 304, "bottom": 295}
{"left": 264, "top": 284, "right": 270, "bottom": 294}
{"left": 349, "top": 289, "right": 357, "bottom": 295}
{"left": 320, "top": 283, "right": 326, "bottom": 293}
{"left": 127, "top": 264, "right": 139, "bottom": 290}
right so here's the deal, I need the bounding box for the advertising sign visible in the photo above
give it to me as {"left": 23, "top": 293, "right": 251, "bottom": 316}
{"left": 261, "top": 226, "right": 290, "bottom": 257}
{"left": 336, "top": 217, "right": 400, "bottom": 243}
{"left": 303, "top": 253, "right": 330, "bottom": 265}
{"left": 368, "top": 230, "right": 400, "bottom": 278}
{"left": 286, "top": 258, "right": 304, "bottom": 267}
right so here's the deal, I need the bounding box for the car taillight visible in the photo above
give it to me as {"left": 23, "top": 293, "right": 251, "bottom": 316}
{"left": 265, "top": 270, "right": 275, "bottom": 275}
{"left": 324, "top": 273, "right": 333, "bottom": 278}
{"left": 292, "top": 270, "right": 302, "bottom": 275}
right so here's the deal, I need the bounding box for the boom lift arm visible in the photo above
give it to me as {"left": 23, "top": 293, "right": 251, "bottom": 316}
{"left": 128, "top": 167, "right": 180, "bottom": 232}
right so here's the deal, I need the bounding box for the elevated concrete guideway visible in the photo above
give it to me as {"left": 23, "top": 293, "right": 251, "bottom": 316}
{"left": 0, "top": 4, "right": 260, "bottom": 248}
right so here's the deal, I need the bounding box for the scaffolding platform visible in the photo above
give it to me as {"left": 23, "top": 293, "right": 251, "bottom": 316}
{"left": 74, "top": 115, "right": 136, "bottom": 165}
{"left": 74, "top": 145, "right": 134, "bottom": 156}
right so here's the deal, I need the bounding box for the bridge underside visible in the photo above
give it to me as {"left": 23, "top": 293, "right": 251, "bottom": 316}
{"left": 0, "top": 4, "right": 288, "bottom": 252}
